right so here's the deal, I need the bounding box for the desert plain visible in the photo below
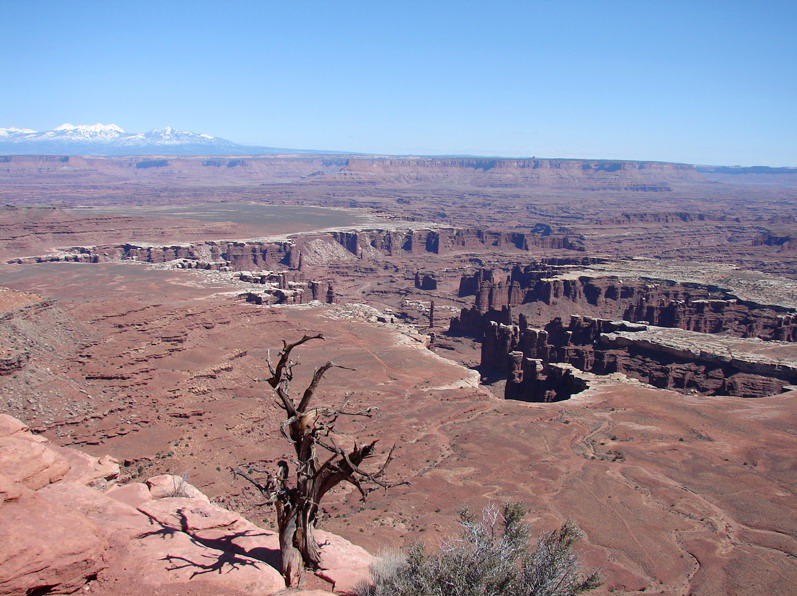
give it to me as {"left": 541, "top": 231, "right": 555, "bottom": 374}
{"left": 1, "top": 155, "right": 796, "bottom": 595}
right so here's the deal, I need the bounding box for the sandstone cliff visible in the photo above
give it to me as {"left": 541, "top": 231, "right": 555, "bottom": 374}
{"left": 488, "top": 316, "right": 797, "bottom": 400}
{"left": 453, "top": 264, "right": 797, "bottom": 341}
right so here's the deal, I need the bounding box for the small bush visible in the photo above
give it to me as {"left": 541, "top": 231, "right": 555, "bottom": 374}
{"left": 161, "top": 471, "right": 193, "bottom": 498}
{"left": 357, "top": 503, "right": 600, "bottom": 596}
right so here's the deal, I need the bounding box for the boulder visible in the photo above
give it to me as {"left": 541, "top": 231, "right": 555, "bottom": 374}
{"left": 314, "top": 530, "right": 375, "bottom": 593}
{"left": 0, "top": 487, "right": 107, "bottom": 595}
{"left": 146, "top": 474, "right": 210, "bottom": 501}
{"left": 0, "top": 424, "right": 70, "bottom": 490}
{"left": 105, "top": 481, "right": 152, "bottom": 508}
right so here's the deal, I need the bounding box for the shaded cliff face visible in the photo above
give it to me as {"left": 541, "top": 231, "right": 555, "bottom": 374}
{"left": 330, "top": 227, "right": 584, "bottom": 257}
{"left": 453, "top": 265, "right": 797, "bottom": 342}
{"left": 488, "top": 316, "right": 796, "bottom": 400}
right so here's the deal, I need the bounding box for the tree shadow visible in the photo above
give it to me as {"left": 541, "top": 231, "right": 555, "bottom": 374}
{"left": 137, "top": 507, "right": 282, "bottom": 576}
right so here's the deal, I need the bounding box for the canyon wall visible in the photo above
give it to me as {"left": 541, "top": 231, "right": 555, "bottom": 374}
{"left": 454, "top": 265, "right": 797, "bottom": 341}
{"left": 330, "top": 227, "right": 585, "bottom": 257}
{"left": 8, "top": 239, "right": 300, "bottom": 271}
{"left": 0, "top": 154, "right": 347, "bottom": 184}
{"left": 488, "top": 316, "right": 796, "bottom": 400}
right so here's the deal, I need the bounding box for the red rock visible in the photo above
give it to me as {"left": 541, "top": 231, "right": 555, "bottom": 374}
{"left": 0, "top": 473, "right": 22, "bottom": 504}
{"left": 105, "top": 481, "right": 152, "bottom": 508}
{"left": 146, "top": 474, "right": 211, "bottom": 501}
{"left": 0, "top": 487, "right": 107, "bottom": 596}
{"left": 313, "top": 530, "right": 375, "bottom": 594}
{"left": 0, "top": 426, "right": 70, "bottom": 490}
{"left": 0, "top": 413, "right": 27, "bottom": 438}
{"left": 52, "top": 445, "right": 120, "bottom": 488}
{"left": 40, "top": 481, "right": 152, "bottom": 540}
{"left": 138, "top": 496, "right": 240, "bottom": 531}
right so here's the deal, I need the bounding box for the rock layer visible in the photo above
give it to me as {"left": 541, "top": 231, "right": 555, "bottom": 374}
{"left": 489, "top": 316, "right": 797, "bottom": 400}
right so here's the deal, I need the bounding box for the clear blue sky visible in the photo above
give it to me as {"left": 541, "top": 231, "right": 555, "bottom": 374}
{"left": 2, "top": 0, "right": 795, "bottom": 165}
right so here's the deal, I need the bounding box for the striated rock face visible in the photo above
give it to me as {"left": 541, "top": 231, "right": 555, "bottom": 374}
{"left": 0, "top": 413, "right": 375, "bottom": 596}
{"left": 453, "top": 265, "right": 797, "bottom": 341}
{"left": 488, "top": 316, "right": 797, "bottom": 399}
{"left": 331, "top": 227, "right": 584, "bottom": 258}
{"left": 0, "top": 349, "right": 28, "bottom": 375}
{"left": 120, "top": 240, "right": 300, "bottom": 270}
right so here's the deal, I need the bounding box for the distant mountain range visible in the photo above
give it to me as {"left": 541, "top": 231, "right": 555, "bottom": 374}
{"left": 0, "top": 123, "right": 336, "bottom": 156}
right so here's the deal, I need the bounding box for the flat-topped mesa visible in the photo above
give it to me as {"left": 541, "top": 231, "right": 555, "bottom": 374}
{"left": 7, "top": 240, "right": 301, "bottom": 272}
{"left": 490, "top": 315, "right": 797, "bottom": 399}
{"left": 325, "top": 157, "right": 703, "bottom": 189}
{"left": 0, "top": 155, "right": 703, "bottom": 190}
{"left": 330, "top": 227, "right": 585, "bottom": 258}
{"left": 452, "top": 265, "right": 797, "bottom": 341}
{"left": 241, "top": 280, "right": 335, "bottom": 306}
{"left": 121, "top": 240, "right": 300, "bottom": 270}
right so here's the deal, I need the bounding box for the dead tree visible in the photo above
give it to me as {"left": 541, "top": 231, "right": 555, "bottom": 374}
{"left": 234, "top": 334, "right": 402, "bottom": 586}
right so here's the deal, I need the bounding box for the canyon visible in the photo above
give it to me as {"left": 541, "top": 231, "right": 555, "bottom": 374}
{"left": 1, "top": 155, "right": 796, "bottom": 594}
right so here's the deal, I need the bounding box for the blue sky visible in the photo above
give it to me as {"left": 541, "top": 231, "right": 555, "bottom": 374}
{"left": 2, "top": 0, "right": 795, "bottom": 165}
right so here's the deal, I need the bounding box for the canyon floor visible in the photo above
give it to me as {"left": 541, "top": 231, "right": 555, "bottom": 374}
{"left": 1, "top": 158, "right": 796, "bottom": 595}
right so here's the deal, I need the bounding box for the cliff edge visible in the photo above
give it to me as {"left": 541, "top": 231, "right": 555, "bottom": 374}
{"left": 0, "top": 414, "right": 371, "bottom": 595}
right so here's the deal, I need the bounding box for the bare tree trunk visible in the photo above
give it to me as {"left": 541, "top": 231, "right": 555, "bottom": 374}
{"left": 277, "top": 502, "right": 303, "bottom": 587}
{"left": 235, "top": 335, "right": 404, "bottom": 586}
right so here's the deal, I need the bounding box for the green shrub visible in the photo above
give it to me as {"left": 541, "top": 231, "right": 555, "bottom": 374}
{"left": 356, "top": 503, "right": 600, "bottom": 596}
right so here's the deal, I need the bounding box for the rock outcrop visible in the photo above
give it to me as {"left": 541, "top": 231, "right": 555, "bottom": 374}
{"left": 331, "top": 227, "right": 584, "bottom": 258}
{"left": 453, "top": 265, "right": 797, "bottom": 341}
{"left": 487, "top": 316, "right": 797, "bottom": 400}
{"left": 0, "top": 414, "right": 375, "bottom": 595}
{"left": 415, "top": 272, "right": 438, "bottom": 290}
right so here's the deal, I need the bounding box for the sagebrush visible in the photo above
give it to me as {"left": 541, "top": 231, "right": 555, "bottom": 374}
{"left": 356, "top": 503, "right": 601, "bottom": 596}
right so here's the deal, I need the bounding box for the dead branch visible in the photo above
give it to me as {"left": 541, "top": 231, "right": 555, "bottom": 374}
{"left": 235, "top": 334, "right": 404, "bottom": 586}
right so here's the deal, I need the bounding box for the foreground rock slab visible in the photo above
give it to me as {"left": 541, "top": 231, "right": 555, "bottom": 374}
{"left": 0, "top": 414, "right": 373, "bottom": 595}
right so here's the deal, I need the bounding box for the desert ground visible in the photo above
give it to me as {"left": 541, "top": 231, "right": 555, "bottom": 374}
{"left": 1, "top": 156, "right": 796, "bottom": 594}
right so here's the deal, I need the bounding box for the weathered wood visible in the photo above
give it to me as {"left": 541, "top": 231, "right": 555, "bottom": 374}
{"left": 235, "top": 335, "right": 405, "bottom": 586}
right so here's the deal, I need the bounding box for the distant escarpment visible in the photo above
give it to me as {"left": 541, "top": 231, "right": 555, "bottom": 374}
{"left": 486, "top": 315, "right": 797, "bottom": 400}
{"left": 0, "top": 154, "right": 704, "bottom": 190}
{"left": 327, "top": 158, "right": 703, "bottom": 189}
{"left": 451, "top": 265, "right": 797, "bottom": 342}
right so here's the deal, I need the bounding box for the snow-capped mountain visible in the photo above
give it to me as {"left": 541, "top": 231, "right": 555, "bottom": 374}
{"left": 0, "top": 123, "right": 323, "bottom": 156}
